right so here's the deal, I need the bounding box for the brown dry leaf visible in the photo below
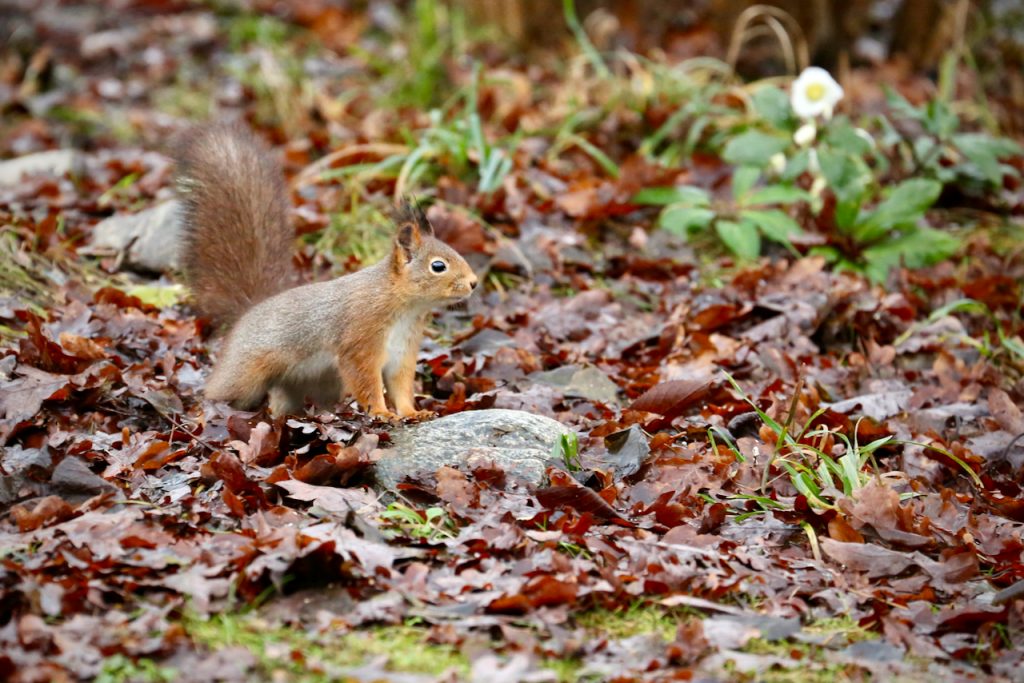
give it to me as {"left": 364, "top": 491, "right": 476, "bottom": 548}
{"left": 629, "top": 377, "right": 712, "bottom": 419}
{"left": 133, "top": 440, "right": 174, "bottom": 470}
{"left": 820, "top": 538, "right": 916, "bottom": 578}
{"left": 535, "top": 481, "right": 632, "bottom": 526}
{"left": 828, "top": 515, "right": 865, "bottom": 543}
{"left": 0, "top": 366, "right": 69, "bottom": 424}
{"left": 11, "top": 495, "right": 75, "bottom": 531}
{"left": 436, "top": 466, "right": 478, "bottom": 515}
{"left": 58, "top": 332, "right": 107, "bottom": 360}
{"left": 292, "top": 453, "right": 340, "bottom": 484}
{"left": 847, "top": 482, "right": 930, "bottom": 548}
{"left": 988, "top": 388, "right": 1024, "bottom": 433}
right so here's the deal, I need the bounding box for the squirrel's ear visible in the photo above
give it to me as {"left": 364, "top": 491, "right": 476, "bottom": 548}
{"left": 395, "top": 221, "right": 421, "bottom": 263}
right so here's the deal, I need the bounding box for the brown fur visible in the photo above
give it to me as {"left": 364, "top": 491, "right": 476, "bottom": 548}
{"left": 175, "top": 123, "right": 294, "bottom": 327}
{"left": 175, "top": 126, "right": 477, "bottom": 418}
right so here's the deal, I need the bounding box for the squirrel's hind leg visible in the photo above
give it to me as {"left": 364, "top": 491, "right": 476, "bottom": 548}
{"left": 267, "top": 369, "right": 339, "bottom": 415}
{"left": 205, "top": 350, "right": 284, "bottom": 410}
{"left": 206, "top": 366, "right": 268, "bottom": 409}
{"left": 268, "top": 384, "right": 305, "bottom": 415}
{"left": 307, "top": 370, "right": 342, "bottom": 409}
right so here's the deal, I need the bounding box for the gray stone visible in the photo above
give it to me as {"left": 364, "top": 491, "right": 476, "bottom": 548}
{"left": 908, "top": 402, "right": 988, "bottom": 435}
{"left": 826, "top": 390, "right": 913, "bottom": 422}
{"left": 374, "top": 409, "right": 572, "bottom": 492}
{"left": 51, "top": 456, "right": 119, "bottom": 503}
{"left": 529, "top": 364, "right": 620, "bottom": 405}
{"left": 0, "top": 149, "right": 81, "bottom": 185}
{"left": 91, "top": 200, "right": 184, "bottom": 272}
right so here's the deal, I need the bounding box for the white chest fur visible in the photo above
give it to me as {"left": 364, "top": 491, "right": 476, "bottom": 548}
{"left": 383, "top": 309, "right": 425, "bottom": 376}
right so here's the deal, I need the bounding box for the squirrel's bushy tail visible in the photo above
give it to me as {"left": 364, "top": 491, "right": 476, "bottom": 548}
{"left": 174, "top": 123, "right": 293, "bottom": 327}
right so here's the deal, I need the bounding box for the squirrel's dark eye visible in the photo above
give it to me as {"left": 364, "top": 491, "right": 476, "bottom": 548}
{"left": 430, "top": 260, "right": 447, "bottom": 273}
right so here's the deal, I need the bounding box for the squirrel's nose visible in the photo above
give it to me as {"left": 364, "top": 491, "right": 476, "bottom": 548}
{"left": 468, "top": 277, "right": 478, "bottom": 291}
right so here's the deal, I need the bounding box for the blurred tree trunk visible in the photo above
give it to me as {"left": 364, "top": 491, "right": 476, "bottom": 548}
{"left": 460, "top": 0, "right": 559, "bottom": 44}
{"left": 456, "top": 0, "right": 965, "bottom": 73}
{"left": 890, "top": 0, "right": 968, "bottom": 70}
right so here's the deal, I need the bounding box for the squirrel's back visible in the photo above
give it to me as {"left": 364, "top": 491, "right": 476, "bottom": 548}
{"left": 174, "top": 123, "right": 294, "bottom": 327}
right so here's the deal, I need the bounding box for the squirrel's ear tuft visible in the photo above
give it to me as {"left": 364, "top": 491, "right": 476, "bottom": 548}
{"left": 412, "top": 199, "right": 434, "bottom": 237}
{"left": 396, "top": 196, "right": 434, "bottom": 237}
{"left": 395, "top": 222, "right": 420, "bottom": 262}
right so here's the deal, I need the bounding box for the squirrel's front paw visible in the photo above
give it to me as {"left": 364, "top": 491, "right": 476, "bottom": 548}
{"left": 369, "top": 408, "right": 401, "bottom": 423}
{"left": 403, "top": 409, "right": 435, "bottom": 422}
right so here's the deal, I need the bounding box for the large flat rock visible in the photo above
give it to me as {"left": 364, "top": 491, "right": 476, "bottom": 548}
{"left": 91, "top": 200, "right": 184, "bottom": 272}
{"left": 374, "top": 409, "right": 572, "bottom": 492}
{"left": 0, "top": 149, "right": 81, "bottom": 185}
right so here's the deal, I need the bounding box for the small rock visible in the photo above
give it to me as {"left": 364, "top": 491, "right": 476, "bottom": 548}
{"left": 826, "top": 390, "right": 912, "bottom": 422}
{"left": 91, "top": 200, "right": 184, "bottom": 272}
{"left": 374, "top": 409, "right": 571, "bottom": 492}
{"left": 0, "top": 149, "right": 81, "bottom": 186}
{"left": 529, "top": 364, "right": 620, "bottom": 405}
{"left": 458, "top": 329, "right": 515, "bottom": 357}
{"left": 598, "top": 425, "right": 650, "bottom": 478}
{"left": 908, "top": 402, "right": 988, "bottom": 435}
{"left": 51, "top": 456, "right": 119, "bottom": 504}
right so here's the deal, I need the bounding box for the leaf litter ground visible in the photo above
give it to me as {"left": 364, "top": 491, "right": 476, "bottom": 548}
{"left": 1, "top": 2, "right": 1024, "bottom": 682}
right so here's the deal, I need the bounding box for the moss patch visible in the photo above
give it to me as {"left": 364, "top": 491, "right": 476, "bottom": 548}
{"left": 184, "top": 613, "right": 469, "bottom": 681}
{"left": 733, "top": 615, "right": 879, "bottom": 683}
{"left": 574, "top": 602, "right": 691, "bottom": 641}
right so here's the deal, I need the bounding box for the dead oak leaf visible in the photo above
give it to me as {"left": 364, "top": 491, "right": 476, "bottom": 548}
{"left": 275, "top": 478, "right": 378, "bottom": 514}
{"left": 629, "top": 377, "right": 712, "bottom": 420}
{"left": 10, "top": 495, "right": 75, "bottom": 531}
{"left": 536, "top": 479, "right": 633, "bottom": 527}
{"left": 436, "top": 466, "right": 478, "bottom": 514}
{"left": 821, "top": 538, "right": 915, "bottom": 578}
{"left": 0, "top": 366, "right": 70, "bottom": 425}
{"left": 988, "top": 388, "right": 1024, "bottom": 434}
{"left": 58, "top": 332, "right": 107, "bottom": 360}
{"left": 846, "top": 482, "right": 930, "bottom": 548}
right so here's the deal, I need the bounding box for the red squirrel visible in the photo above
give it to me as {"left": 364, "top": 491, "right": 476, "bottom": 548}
{"left": 175, "top": 124, "right": 477, "bottom": 419}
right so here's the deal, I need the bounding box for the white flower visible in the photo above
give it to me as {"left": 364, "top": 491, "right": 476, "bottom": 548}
{"left": 810, "top": 175, "right": 827, "bottom": 198}
{"left": 794, "top": 122, "right": 817, "bottom": 147}
{"left": 791, "top": 67, "right": 844, "bottom": 120}
{"left": 769, "top": 152, "right": 787, "bottom": 174}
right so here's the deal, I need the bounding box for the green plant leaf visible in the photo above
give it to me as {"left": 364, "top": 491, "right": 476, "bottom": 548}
{"left": 856, "top": 178, "right": 942, "bottom": 242}
{"left": 835, "top": 196, "right": 861, "bottom": 232}
{"left": 633, "top": 186, "right": 710, "bottom": 207}
{"left": 658, "top": 206, "right": 715, "bottom": 236}
{"left": 740, "top": 209, "right": 802, "bottom": 245}
{"left": 1001, "top": 334, "right": 1024, "bottom": 359}
{"left": 781, "top": 148, "right": 810, "bottom": 181}
{"left": 715, "top": 219, "right": 761, "bottom": 260}
{"left": 953, "top": 133, "right": 1023, "bottom": 186}
{"left": 732, "top": 166, "right": 760, "bottom": 202}
{"left": 883, "top": 86, "right": 921, "bottom": 122}
{"left": 563, "top": 134, "right": 620, "bottom": 179}
{"left": 722, "top": 130, "right": 790, "bottom": 167}
{"left": 750, "top": 86, "right": 792, "bottom": 129}
{"left": 822, "top": 117, "right": 873, "bottom": 156}
{"left": 816, "top": 459, "right": 835, "bottom": 492}
{"left": 818, "top": 147, "right": 869, "bottom": 204}
{"left": 924, "top": 99, "right": 959, "bottom": 138}
{"left": 745, "top": 185, "right": 811, "bottom": 206}
{"left": 862, "top": 226, "right": 959, "bottom": 283}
